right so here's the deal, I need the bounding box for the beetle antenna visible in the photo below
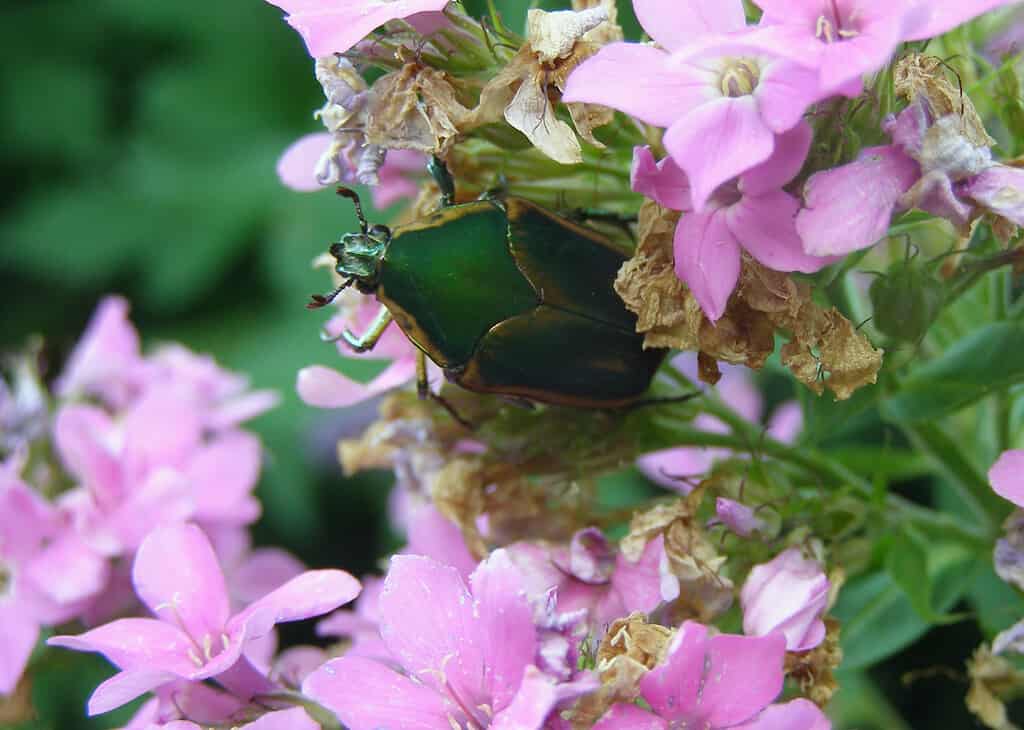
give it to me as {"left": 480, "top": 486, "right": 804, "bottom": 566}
{"left": 306, "top": 278, "right": 354, "bottom": 309}
{"left": 337, "top": 187, "right": 369, "bottom": 234}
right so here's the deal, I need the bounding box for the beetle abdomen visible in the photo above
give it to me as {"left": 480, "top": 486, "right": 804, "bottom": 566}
{"left": 455, "top": 305, "right": 665, "bottom": 407}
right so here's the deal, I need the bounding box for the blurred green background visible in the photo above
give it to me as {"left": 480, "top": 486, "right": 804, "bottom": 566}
{"left": 0, "top": 1, "right": 1015, "bottom": 728}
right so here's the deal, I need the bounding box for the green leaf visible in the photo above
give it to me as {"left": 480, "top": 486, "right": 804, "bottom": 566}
{"left": 836, "top": 544, "right": 975, "bottom": 670}
{"left": 882, "top": 322, "right": 1024, "bottom": 421}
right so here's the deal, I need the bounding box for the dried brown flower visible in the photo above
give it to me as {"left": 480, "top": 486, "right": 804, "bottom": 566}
{"left": 616, "top": 201, "right": 884, "bottom": 398}
{"left": 785, "top": 617, "right": 843, "bottom": 707}
{"left": 966, "top": 645, "right": 1024, "bottom": 730}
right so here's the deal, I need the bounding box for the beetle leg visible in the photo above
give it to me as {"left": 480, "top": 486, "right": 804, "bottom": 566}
{"left": 417, "top": 350, "right": 474, "bottom": 429}
{"left": 340, "top": 306, "right": 393, "bottom": 353}
{"left": 428, "top": 155, "right": 456, "bottom": 207}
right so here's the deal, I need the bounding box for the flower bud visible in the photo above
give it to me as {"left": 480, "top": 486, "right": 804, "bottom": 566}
{"left": 869, "top": 259, "right": 945, "bottom": 342}
{"left": 740, "top": 547, "right": 829, "bottom": 652}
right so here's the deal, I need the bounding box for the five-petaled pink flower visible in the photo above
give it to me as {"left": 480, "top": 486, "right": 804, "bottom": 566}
{"left": 48, "top": 523, "right": 360, "bottom": 715}
{"left": 304, "top": 551, "right": 597, "bottom": 730}
{"left": 564, "top": 0, "right": 826, "bottom": 212}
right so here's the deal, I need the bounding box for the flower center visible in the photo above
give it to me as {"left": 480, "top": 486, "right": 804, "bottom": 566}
{"left": 186, "top": 631, "right": 232, "bottom": 668}
{"left": 719, "top": 59, "right": 760, "bottom": 98}
{"left": 815, "top": 0, "right": 860, "bottom": 43}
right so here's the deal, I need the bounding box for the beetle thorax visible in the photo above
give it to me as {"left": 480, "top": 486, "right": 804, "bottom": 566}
{"left": 329, "top": 227, "right": 390, "bottom": 287}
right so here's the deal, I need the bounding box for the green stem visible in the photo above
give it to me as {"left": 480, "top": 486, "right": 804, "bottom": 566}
{"left": 897, "top": 422, "right": 998, "bottom": 536}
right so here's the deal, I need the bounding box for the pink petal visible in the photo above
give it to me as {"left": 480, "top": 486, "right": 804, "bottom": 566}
{"left": 636, "top": 447, "right": 713, "bottom": 492}
{"left": 727, "top": 190, "right": 837, "bottom": 273}
{"left": 963, "top": 164, "right": 1024, "bottom": 226}
{"left": 230, "top": 570, "right": 362, "bottom": 640}
{"left": 373, "top": 149, "right": 425, "bottom": 209}
{"left": 186, "top": 431, "right": 262, "bottom": 524}
{"left": 491, "top": 667, "right": 599, "bottom": 730}
{"left": 640, "top": 622, "right": 708, "bottom": 721}
{"left": 715, "top": 497, "right": 766, "bottom": 537}
{"left": 0, "top": 476, "right": 56, "bottom": 560}
{"left": 673, "top": 209, "right": 742, "bottom": 322}
{"left": 229, "top": 548, "right": 307, "bottom": 606}
{"left": 990, "top": 449, "right": 1024, "bottom": 507}
{"left": 276, "top": 133, "right": 332, "bottom": 192}
{"left": 754, "top": 61, "right": 826, "bottom": 133}
{"left": 208, "top": 389, "right": 280, "bottom": 430}
{"left": 121, "top": 391, "right": 203, "bottom": 483}
{"left": 562, "top": 43, "right": 713, "bottom": 128}
{"left": 53, "top": 405, "right": 122, "bottom": 506}
{"left": 468, "top": 549, "right": 537, "bottom": 711}
{"left": 796, "top": 145, "right": 919, "bottom": 256}
{"left": 740, "top": 121, "right": 812, "bottom": 194}
{"left": 404, "top": 504, "right": 479, "bottom": 580}
{"left": 631, "top": 146, "right": 693, "bottom": 211}
{"left": 702, "top": 632, "right": 787, "bottom": 726}
{"left": 133, "top": 523, "right": 232, "bottom": 641}
{"left": 610, "top": 534, "right": 678, "bottom": 619}
{"left": 244, "top": 708, "right": 319, "bottom": 730}
{"left": 55, "top": 296, "right": 142, "bottom": 402}
{"left": 766, "top": 401, "right": 803, "bottom": 444}
{"left": 87, "top": 668, "right": 178, "bottom": 716}
{"left": 101, "top": 468, "right": 195, "bottom": 553}
{"left": 0, "top": 602, "right": 39, "bottom": 694}
{"left": 594, "top": 703, "right": 667, "bottom": 730}
{"left": 633, "top": 0, "right": 746, "bottom": 51}
{"left": 48, "top": 619, "right": 196, "bottom": 675}
{"left": 903, "top": 0, "right": 1017, "bottom": 40}
{"left": 26, "top": 532, "right": 108, "bottom": 606}
{"left": 734, "top": 698, "right": 832, "bottom": 730}
{"left": 303, "top": 655, "right": 454, "bottom": 730}
{"left": 265, "top": 0, "right": 451, "bottom": 57}
{"left": 378, "top": 555, "right": 486, "bottom": 704}
{"left": 296, "top": 359, "right": 416, "bottom": 408}
{"left": 664, "top": 97, "right": 775, "bottom": 212}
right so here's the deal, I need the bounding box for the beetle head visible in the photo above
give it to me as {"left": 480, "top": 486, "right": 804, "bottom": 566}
{"left": 307, "top": 187, "right": 390, "bottom": 309}
{"left": 330, "top": 225, "right": 389, "bottom": 283}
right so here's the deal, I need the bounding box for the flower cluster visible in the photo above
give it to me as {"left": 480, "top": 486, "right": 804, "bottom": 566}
{"left": 22, "top": 0, "right": 1024, "bottom": 728}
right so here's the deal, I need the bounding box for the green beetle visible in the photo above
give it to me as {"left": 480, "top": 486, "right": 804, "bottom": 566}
{"left": 309, "top": 162, "right": 666, "bottom": 408}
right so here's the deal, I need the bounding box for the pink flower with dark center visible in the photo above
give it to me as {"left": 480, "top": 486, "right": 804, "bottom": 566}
{"left": 304, "top": 551, "right": 597, "bottom": 730}
{"left": 594, "top": 621, "right": 829, "bottom": 729}
{"left": 741, "top": 547, "right": 830, "bottom": 651}
{"left": 48, "top": 523, "right": 360, "bottom": 716}
{"left": 264, "top": 0, "right": 451, "bottom": 57}
{"left": 564, "top": 0, "right": 826, "bottom": 212}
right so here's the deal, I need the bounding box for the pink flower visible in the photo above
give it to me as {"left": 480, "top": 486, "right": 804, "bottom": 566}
{"left": 564, "top": 0, "right": 826, "bottom": 211}
{"left": 594, "top": 621, "right": 824, "bottom": 729}
{"left": 508, "top": 528, "right": 678, "bottom": 630}
{"left": 303, "top": 552, "right": 597, "bottom": 730}
{"left": 796, "top": 145, "right": 919, "bottom": 256}
{"left": 1, "top": 474, "right": 106, "bottom": 693}
{"left": 316, "top": 575, "right": 390, "bottom": 662}
{"left": 264, "top": 0, "right": 451, "bottom": 57}
{"left": 48, "top": 523, "right": 360, "bottom": 715}
{"left": 962, "top": 164, "right": 1024, "bottom": 227}
{"left": 631, "top": 121, "right": 834, "bottom": 320}
{"left": 990, "top": 449, "right": 1024, "bottom": 507}
{"left": 741, "top": 547, "right": 830, "bottom": 652}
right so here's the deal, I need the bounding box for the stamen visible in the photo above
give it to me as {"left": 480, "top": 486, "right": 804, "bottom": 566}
{"left": 719, "top": 59, "right": 759, "bottom": 97}
{"left": 187, "top": 647, "right": 204, "bottom": 667}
